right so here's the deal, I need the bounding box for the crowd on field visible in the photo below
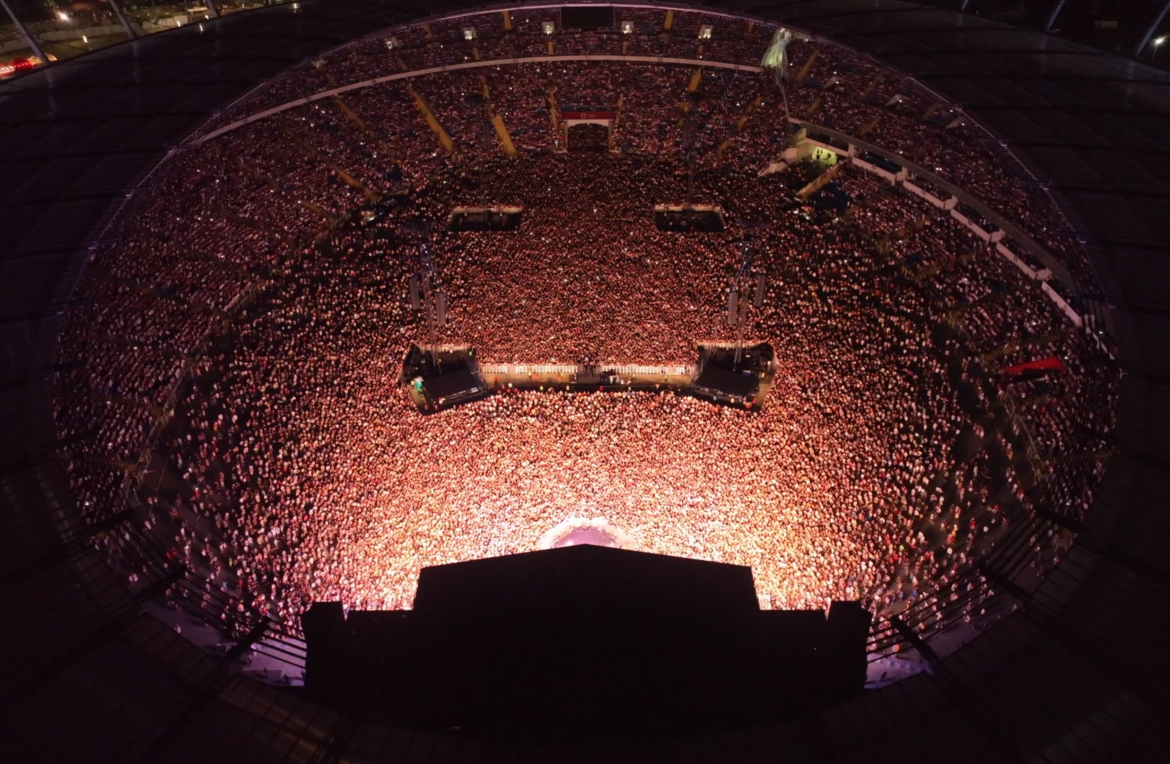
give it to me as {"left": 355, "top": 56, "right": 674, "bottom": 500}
{"left": 56, "top": 23, "right": 1116, "bottom": 645}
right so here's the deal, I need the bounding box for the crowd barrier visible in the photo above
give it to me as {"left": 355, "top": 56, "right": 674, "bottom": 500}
{"left": 798, "top": 121, "right": 1105, "bottom": 351}
{"left": 480, "top": 363, "right": 694, "bottom": 377}
{"left": 1042, "top": 281, "right": 1083, "bottom": 327}
{"left": 192, "top": 54, "right": 763, "bottom": 147}
{"left": 902, "top": 180, "right": 950, "bottom": 210}
{"left": 481, "top": 363, "right": 579, "bottom": 375}
{"left": 996, "top": 241, "right": 1045, "bottom": 281}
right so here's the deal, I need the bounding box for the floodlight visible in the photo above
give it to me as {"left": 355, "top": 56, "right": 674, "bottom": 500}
{"left": 463, "top": 28, "right": 476, "bottom": 41}
{"left": 543, "top": 21, "right": 555, "bottom": 35}
{"left": 761, "top": 28, "right": 793, "bottom": 75}
{"left": 622, "top": 21, "right": 634, "bottom": 34}
{"left": 698, "top": 25, "right": 713, "bottom": 40}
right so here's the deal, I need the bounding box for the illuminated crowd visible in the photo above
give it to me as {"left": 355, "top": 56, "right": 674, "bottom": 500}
{"left": 55, "top": 13, "right": 1117, "bottom": 644}
{"left": 204, "top": 6, "right": 1097, "bottom": 287}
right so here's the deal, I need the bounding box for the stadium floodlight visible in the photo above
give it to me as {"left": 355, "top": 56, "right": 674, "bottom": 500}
{"left": 761, "top": 28, "right": 796, "bottom": 127}
{"left": 385, "top": 37, "right": 398, "bottom": 50}
{"left": 463, "top": 28, "right": 476, "bottom": 41}
{"left": 57, "top": 11, "right": 69, "bottom": 21}
{"left": 622, "top": 21, "right": 633, "bottom": 34}
{"left": 760, "top": 28, "right": 793, "bottom": 79}
{"left": 698, "top": 25, "right": 713, "bottom": 40}
{"left": 543, "top": 21, "right": 556, "bottom": 35}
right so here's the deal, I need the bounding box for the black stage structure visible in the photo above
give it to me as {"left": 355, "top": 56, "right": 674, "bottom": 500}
{"left": 692, "top": 342, "right": 774, "bottom": 408}
{"left": 302, "top": 547, "right": 870, "bottom": 744}
{"left": 402, "top": 345, "right": 490, "bottom": 411}
{"left": 2, "top": 2, "right": 1170, "bottom": 762}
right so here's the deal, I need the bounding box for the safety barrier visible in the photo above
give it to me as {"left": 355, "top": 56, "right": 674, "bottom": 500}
{"left": 480, "top": 363, "right": 694, "bottom": 377}
{"left": 796, "top": 120, "right": 1107, "bottom": 352}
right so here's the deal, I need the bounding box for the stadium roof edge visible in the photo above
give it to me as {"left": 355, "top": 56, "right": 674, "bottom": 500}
{"left": 2, "top": 1, "right": 1170, "bottom": 761}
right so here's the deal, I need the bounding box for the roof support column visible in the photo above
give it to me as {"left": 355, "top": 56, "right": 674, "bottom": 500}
{"left": 107, "top": 0, "right": 137, "bottom": 39}
{"left": 1045, "top": 0, "right": 1068, "bottom": 32}
{"left": 1134, "top": 0, "right": 1170, "bottom": 57}
{"left": 0, "top": 0, "right": 48, "bottom": 62}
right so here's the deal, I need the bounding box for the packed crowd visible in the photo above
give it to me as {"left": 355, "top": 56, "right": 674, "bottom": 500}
{"left": 194, "top": 5, "right": 1096, "bottom": 291}
{"left": 137, "top": 158, "right": 983, "bottom": 623}
{"left": 55, "top": 29, "right": 1117, "bottom": 647}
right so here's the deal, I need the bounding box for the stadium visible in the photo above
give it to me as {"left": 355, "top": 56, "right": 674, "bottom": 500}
{"left": 3, "top": 1, "right": 1169, "bottom": 762}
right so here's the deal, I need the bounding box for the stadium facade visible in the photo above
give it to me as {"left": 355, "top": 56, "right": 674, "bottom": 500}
{"left": 2, "top": 1, "right": 1169, "bottom": 761}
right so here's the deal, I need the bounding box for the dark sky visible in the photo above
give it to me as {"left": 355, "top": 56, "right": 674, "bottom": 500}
{"left": 7, "top": 0, "right": 53, "bottom": 22}
{"left": 907, "top": 1, "right": 1168, "bottom": 55}
{"left": 4, "top": 1, "right": 1169, "bottom": 60}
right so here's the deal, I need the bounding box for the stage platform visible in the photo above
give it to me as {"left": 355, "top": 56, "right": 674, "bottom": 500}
{"left": 554, "top": 527, "right": 618, "bottom": 547}
{"left": 302, "top": 546, "right": 871, "bottom": 744}
{"left": 690, "top": 342, "right": 776, "bottom": 410}
{"left": 478, "top": 362, "right": 695, "bottom": 395}
{"left": 448, "top": 206, "right": 522, "bottom": 231}
{"left": 653, "top": 204, "right": 726, "bottom": 232}
{"left": 402, "top": 345, "right": 489, "bottom": 412}
{"left": 403, "top": 345, "right": 774, "bottom": 412}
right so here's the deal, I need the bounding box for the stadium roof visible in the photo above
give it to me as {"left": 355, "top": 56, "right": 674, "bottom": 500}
{"left": 2, "top": 2, "right": 1169, "bottom": 761}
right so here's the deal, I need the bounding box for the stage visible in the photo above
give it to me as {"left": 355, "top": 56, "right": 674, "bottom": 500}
{"left": 406, "top": 345, "right": 776, "bottom": 412}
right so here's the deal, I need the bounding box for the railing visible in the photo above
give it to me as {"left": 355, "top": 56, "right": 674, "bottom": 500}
{"left": 191, "top": 54, "right": 763, "bottom": 147}
{"left": 481, "top": 362, "right": 694, "bottom": 377}
{"left": 794, "top": 119, "right": 1111, "bottom": 349}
